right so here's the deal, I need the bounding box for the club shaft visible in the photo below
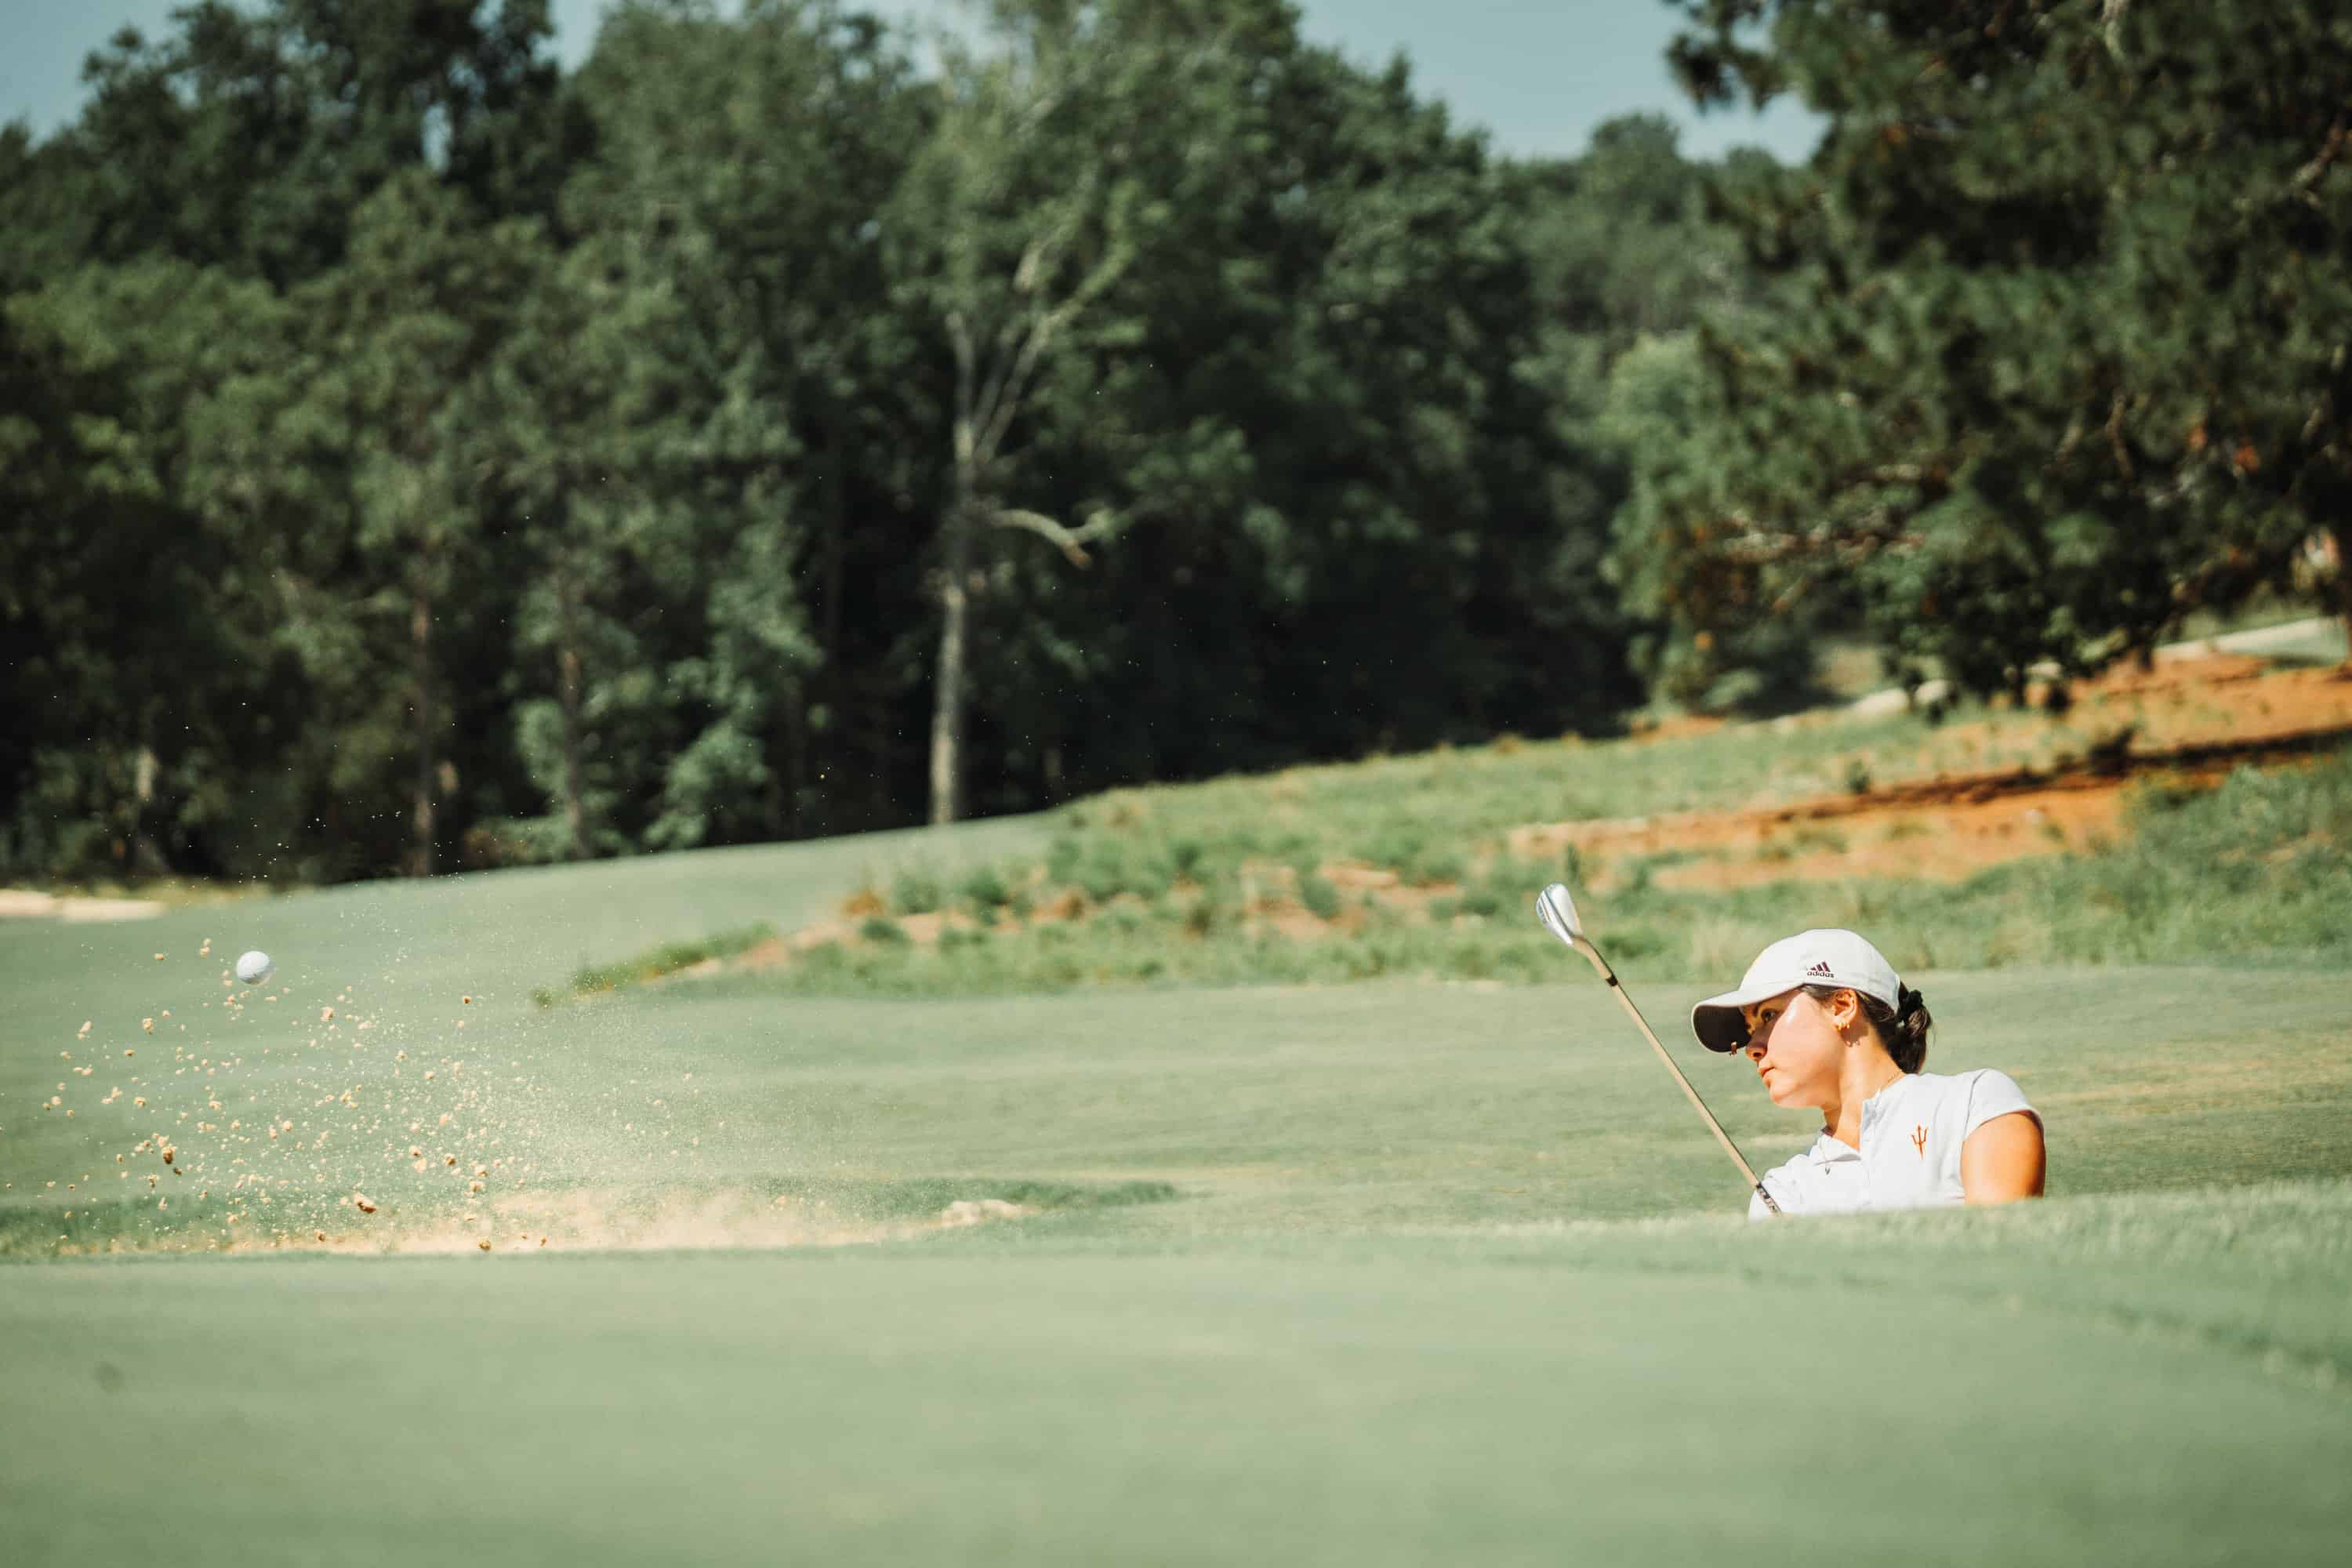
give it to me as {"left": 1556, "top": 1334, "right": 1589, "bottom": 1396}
{"left": 1582, "top": 946, "right": 1775, "bottom": 1206}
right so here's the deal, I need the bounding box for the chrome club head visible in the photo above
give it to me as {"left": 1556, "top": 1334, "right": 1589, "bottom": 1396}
{"left": 1534, "top": 882, "right": 1584, "bottom": 948}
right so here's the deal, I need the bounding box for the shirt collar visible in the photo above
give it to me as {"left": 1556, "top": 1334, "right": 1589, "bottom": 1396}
{"left": 1807, "top": 1073, "right": 1919, "bottom": 1159}
{"left": 1806, "top": 1131, "right": 1860, "bottom": 1164}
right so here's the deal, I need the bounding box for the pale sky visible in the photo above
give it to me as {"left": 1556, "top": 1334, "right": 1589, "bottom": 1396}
{"left": 1, "top": 0, "right": 1821, "bottom": 163}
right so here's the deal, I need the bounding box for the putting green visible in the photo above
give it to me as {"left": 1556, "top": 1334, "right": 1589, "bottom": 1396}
{"left": 3, "top": 829, "right": 2348, "bottom": 1564}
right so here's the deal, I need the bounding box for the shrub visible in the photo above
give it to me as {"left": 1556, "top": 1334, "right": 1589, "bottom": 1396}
{"left": 859, "top": 916, "right": 910, "bottom": 945}
{"left": 959, "top": 866, "right": 1011, "bottom": 910}
{"left": 1454, "top": 881, "right": 1504, "bottom": 918}
{"left": 1298, "top": 872, "right": 1343, "bottom": 921}
{"left": 1363, "top": 822, "right": 1426, "bottom": 872}
{"left": 1406, "top": 846, "right": 1468, "bottom": 886}
{"left": 1168, "top": 836, "right": 1207, "bottom": 880}
{"left": 1122, "top": 849, "right": 1176, "bottom": 902}
{"left": 891, "top": 869, "right": 942, "bottom": 914}
{"left": 1075, "top": 843, "right": 1128, "bottom": 902}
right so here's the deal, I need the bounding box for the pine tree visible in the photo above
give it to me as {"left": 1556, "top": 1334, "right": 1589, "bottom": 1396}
{"left": 1631, "top": 0, "right": 2352, "bottom": 699}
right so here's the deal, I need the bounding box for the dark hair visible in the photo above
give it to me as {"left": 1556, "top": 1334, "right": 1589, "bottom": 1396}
{"left": 1802, "top": 982, "right": 1933, "bottom": 1073}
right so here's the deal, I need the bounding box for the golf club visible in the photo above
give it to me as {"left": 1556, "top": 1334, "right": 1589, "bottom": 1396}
{"left": 1534, "top": 882, "right": 1781, "bottom": 1216}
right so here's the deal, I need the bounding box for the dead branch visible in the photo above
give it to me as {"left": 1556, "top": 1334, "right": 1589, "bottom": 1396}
{"left": 990, "top": 506, "right": 1121, "bottom": 566}
{"left": 974, "top": 240, "right": 1135, "bottom": 466}
{"left": 2292, "top": 111, "right": 2348, "bottom": 194}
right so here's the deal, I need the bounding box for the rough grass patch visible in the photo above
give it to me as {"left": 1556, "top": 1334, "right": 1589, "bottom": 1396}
{"left": 540, "top": 923, "right": 775, "bottom": 1005}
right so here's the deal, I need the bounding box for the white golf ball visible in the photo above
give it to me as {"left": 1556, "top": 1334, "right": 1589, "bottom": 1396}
{"left": 234, "top": 950, "right": 274, "bottom": 985}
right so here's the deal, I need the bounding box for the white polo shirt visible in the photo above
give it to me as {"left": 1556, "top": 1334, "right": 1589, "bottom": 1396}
{"left": 1750, "top": 1069, "right": 2038, "bottom": 1220}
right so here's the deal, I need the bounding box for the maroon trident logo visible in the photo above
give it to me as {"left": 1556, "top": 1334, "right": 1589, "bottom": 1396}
{"left": 1910, "top": 1126, "right": 1929, "bottom": 1160}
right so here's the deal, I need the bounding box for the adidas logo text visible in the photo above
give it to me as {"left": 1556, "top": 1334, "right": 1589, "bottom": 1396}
{"left": 1805, "top": 960, "right": 1834, "bottom": 978}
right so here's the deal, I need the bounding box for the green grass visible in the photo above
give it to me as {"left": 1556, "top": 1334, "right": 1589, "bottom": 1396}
{"left": 5, "top": 881, "right": 2352, "bottom": 1564}
{"left": 5, "top": 1183, "right": 2348, "bottom": 1566}
{"left": 5, "top": 734, "right": 2352, "bottom": 1562}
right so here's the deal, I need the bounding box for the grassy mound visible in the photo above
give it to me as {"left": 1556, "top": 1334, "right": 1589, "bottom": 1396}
{"left": 682, "top": 740, "right": 2352, "bottom": 996}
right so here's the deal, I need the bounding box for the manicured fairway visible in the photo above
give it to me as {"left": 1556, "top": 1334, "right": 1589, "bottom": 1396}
{"left": 4, "top": 826, "right": 2349, "bottom": 1564}
{"left": 5, "top": 1199, "right": 2348, "bottom": 1568}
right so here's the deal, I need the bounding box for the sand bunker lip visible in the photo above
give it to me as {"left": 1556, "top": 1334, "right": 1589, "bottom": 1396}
{"left": 24, "top": 1179, "right": 1181, "bottom": 1260}
{"left": 283, "top": 1189, "right": 1040, "bottom": 1256}
{"left": 35, "top": 1189, "right": 1047, "bottom": 1259}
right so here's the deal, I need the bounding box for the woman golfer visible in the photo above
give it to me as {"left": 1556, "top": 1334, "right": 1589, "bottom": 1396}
{"left": 1690, "top": 929, "right": 2045, "bottom": 1219}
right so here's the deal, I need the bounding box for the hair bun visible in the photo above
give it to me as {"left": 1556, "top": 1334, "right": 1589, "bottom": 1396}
{"left": 1889, "top": 984, "right": 1932, "bottom": 1072}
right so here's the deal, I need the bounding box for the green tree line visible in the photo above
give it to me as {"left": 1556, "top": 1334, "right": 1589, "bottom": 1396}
{"left": 2, "top": 0, "right": 2343, "bottom": 884}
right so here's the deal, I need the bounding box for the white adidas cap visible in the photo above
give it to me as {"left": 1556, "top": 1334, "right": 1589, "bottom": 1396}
{"left": 1690, "top": 928, "right": 1903, "bottom": 1053}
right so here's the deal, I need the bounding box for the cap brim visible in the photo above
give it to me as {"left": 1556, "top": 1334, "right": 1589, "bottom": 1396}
{"left": 1690, "top": 982, "right": 1796, "bottom": 1053}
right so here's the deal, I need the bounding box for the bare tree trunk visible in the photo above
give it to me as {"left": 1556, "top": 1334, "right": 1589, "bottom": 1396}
{"left": 776, "top": 690, "right": 805, "bottom": 840}
{"left": 821, "top": 419, "right": 847, "bottom": 784}
{"left": 556, "top": 572, "right": 589, "bottom": 862}
{"left": 2330, "top": 523, "right": 2352, "bottom": 662}
{"left": 928, "top": 488, "right": 974, "bottom": 827}
{"left": 408, "top": 590, "right": 436, "bottom": 878}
